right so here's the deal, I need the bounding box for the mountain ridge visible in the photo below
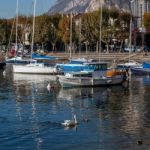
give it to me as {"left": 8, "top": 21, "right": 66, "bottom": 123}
{"left": 48, "top": 0, "right": 131, "bottom": 14}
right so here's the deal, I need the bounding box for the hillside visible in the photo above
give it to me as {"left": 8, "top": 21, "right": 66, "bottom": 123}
{"left": 48, "top": 0, "right": 131, "bottom": 14}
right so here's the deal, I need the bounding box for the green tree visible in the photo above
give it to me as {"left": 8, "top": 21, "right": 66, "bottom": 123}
{"left": 143, "top": 13, "right": 150, "bottom": 29}
{"left": 0, "top": 19, "right": 11, "bottom": 45}
{"left": 57, "top": 15, "right": 70, "bottom": 52}
{"left": 82, "top": 11, "right": 99, "bottom": 44}
{"left": 34, "top": 14, "right": 61, "bottom": 51}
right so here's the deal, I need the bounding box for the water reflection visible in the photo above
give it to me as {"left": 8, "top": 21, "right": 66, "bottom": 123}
{"left": 142, "top": 76, "right": 150, "bottom": 86}
{"left": 1, "top": 71, "right": 150, "bottom": 149}
{"left": 12, "top": 73, "right": 59, "bottom": 150}
{"left": 102, "top": 76, "right": 150, "bottom": 145}
{"left": 13, "top": 74, "right": 57, "bottom": 97}
{"left": 13, "top": 74, "right": 56, "bottom": 82}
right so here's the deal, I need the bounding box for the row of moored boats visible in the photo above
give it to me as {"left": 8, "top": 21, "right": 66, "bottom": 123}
{"left": 1, "top": 54, "right": 150, "bottom": 88}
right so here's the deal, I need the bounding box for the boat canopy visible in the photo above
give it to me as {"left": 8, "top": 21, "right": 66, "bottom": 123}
{"left": 83, "top": 62, "right": 108, "bottom": 71}
{"left": 32, "top": 53, "right": 57, "bottom": 60}
{"left": 143, "top": 62, "right": 150, "bottom": 69}
{"left": 70, "top": 58, "right": 97, "bottom": 64}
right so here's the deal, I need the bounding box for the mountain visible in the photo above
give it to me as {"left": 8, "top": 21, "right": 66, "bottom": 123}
{"left": 48, "top": 0, "right": 131, "bottom": 14}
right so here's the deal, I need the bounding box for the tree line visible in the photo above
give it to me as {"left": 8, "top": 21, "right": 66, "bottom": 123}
{"left": 0, "top": 7, "right": 150, "bottom": 52}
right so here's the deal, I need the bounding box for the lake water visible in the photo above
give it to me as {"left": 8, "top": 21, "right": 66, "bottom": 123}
{"left": 0, "top": 66, "right": 150, "bottom": 150}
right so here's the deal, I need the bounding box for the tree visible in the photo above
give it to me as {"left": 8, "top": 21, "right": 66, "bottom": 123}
{"left": 57, "top": 15, "right": 70, "bottom": 52}
{"left": 82, "top": 11, "right": 100, "bottom": 46}
{"left": 143, "top": 13, "right": 150, "bottom": 29}
{"left": 34, "top": 14, "right": 61, "bottom": 51}
{"left": 0, "top": 19, "right": 11, "bottom": 46}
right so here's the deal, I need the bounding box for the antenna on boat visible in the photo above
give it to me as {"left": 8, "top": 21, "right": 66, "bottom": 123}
{"left": 99, "top": 0, "right": 102, "bottom": 62}
{"left": 31, "top": 0, "right": 36, "bottom": 59}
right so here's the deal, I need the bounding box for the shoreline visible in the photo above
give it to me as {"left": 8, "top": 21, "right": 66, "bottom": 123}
{"left": 48, "top": 51, "right": 150, "bottom": 63}
{"left": 1, "top": 51, "right": 150, "bottom": 63}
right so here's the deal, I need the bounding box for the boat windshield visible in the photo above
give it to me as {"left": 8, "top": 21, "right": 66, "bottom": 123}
{"left": 84, "top": 63, "right": 107, "bottom": 71}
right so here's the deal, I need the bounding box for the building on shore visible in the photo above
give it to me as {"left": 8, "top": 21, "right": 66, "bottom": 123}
{"left": 131, "top": 0, "right": 150, "bottom": 27}
{"left": 130, "top": 0, "right": 150, "bottom": 49}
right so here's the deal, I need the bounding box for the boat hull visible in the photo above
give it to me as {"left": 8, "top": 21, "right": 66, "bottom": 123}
{"left": 131, "top": 67, "right": 150, "bottom": 75}
{"left": 58, "top": 75, "right": 125, "bottom": 87}
{"left": 5, "top": 57, "right": 35, "bottom": 64}
{"left": 13, "top": 65, "right": 57, "bottom": 75}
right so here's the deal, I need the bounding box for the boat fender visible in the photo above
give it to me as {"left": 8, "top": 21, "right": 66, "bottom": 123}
{"left": 107, "top": 80, "right": 112, "bottom": 83}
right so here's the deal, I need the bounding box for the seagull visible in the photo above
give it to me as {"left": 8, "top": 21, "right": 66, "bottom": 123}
{"left": 61, "top": 114, "right": 78, "bottom": 127}
{"left": 47, "top": 83, "right": 55, "bottom": 92}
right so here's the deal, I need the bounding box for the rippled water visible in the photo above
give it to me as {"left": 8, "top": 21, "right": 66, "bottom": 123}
{"left": 0, "top": 66, "right": 150, "bottom": 150}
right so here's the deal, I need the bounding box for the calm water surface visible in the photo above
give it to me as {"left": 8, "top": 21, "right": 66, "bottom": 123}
{"left": 0, "top": 67, "right": 150, "bottom": 150}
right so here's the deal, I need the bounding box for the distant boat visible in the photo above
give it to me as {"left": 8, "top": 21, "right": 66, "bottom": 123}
{"left": 13, "top": 62, "right": 57, "bottom": 75}
{"left": 6, "top": 1, "right": 25, "bottom": 64}
{"left": 117, "top": 18, "right": 142, "bottom": 69}
{"left": 32, "top": 53, "right": 57, "bottom": 61}
{"left": 117, "top": 60, "right": 142, "bottom": 69}
{"left": 56, "top": 58, "right": 97, "bottom": 73}
{"left": 69, "top": 57, "right": 97, "bottom": 64}
{"left": 131, "top": 62, "right": 150, "bottom": 75}
{"left": 13, "top": 0, "right": 57, "bottom": 75}
{"left": 56, "top": 10, "right": 97, "bottom": 74}
{"left": 5, "top": 56, "right": 35, "bottom": 64}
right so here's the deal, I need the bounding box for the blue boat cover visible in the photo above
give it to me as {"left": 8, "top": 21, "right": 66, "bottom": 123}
{"left": 32, "top": 53, "right": 56, "bottom": 60}
{"left": 143, "top": 62, "right": 150, "bottom": 69}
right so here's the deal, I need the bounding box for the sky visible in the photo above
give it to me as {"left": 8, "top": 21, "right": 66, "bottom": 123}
{"left": 0, "top": 0, "right": 57, "bottom": 19}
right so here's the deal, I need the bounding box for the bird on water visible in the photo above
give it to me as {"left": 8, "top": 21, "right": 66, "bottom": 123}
{"left": 61, "top": 114, "right": 78, "bottom": 127}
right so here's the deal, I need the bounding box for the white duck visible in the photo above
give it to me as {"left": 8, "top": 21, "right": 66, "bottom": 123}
{"left": 61, "top": 114, "right": 78, "bottom": 127}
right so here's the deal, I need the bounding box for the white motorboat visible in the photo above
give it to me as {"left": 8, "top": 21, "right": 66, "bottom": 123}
{"left": 117, "top": 60, "right": 142, "bottom": 69}
{"left": 58, "top": 62, "right": 127, "bottom": 87}
{"left": 5, "top": 56, "right": 35, "bottom": 64}
{"left": 13, "top": 73, "right": 56, "bottom": 81}
{"left": 13, "top": 62, "right": 57, "bottom": 75}
{"left": 12, "top": 0, "right": 57, "bottom": 75}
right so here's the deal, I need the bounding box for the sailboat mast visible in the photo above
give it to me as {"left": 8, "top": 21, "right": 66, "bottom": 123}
{"left": 99, "top": 0, "right": 102, "bottom": 62}
{"left": 69, "top": 12, "right": 73, "bottom": 60}
{"left": 129, "top": 17, "right": 132, "bottom": 63}
{"left": 31, "top": 0, "right": 36, "bottom": 59}
{"left": 16, "top": 0, "right": 19, "bottom": 53}
{"left": 79, "top": 17, "right": 81, "bottom": 57}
